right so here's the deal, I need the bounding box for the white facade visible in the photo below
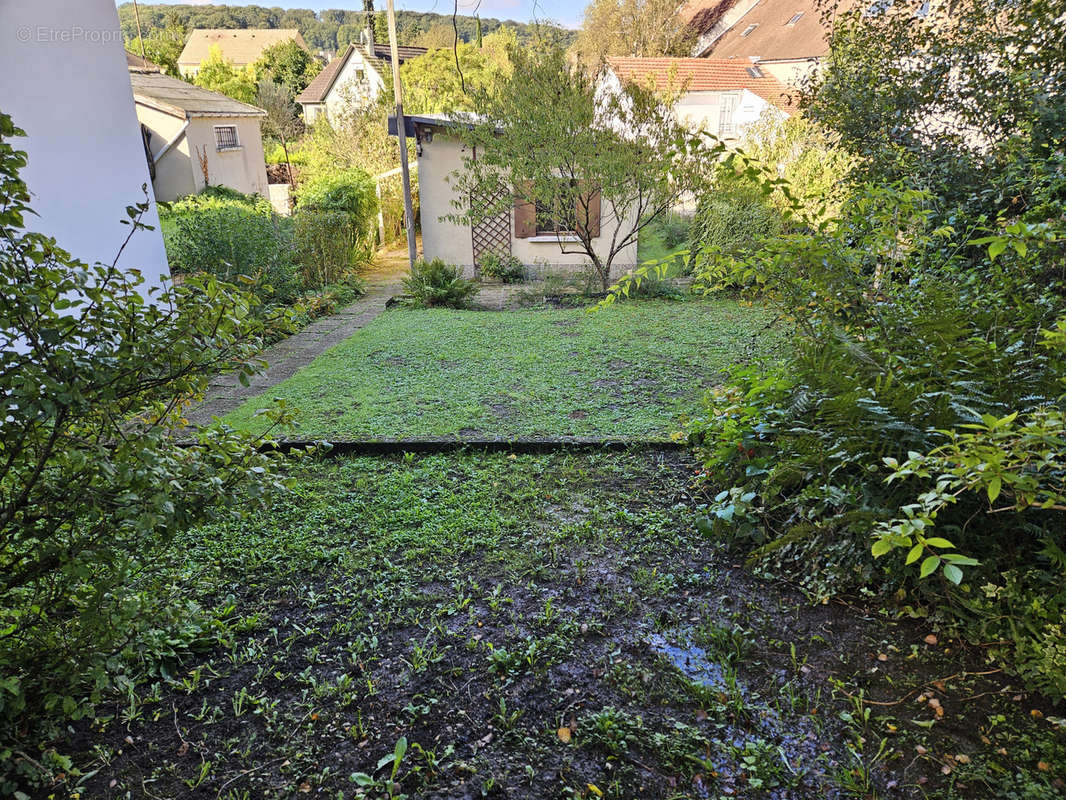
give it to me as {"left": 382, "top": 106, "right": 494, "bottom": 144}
{"left": 302, "top": 49, "right": 384, "bottom": 125}
{"left": 675, "top": 89, "right": 784, "bottom": 141}
{"left": 0, "top": 0, "right": 169, "bottom": 283}
{"left": 417, "top": 129, "right": 639, "bottom": 279}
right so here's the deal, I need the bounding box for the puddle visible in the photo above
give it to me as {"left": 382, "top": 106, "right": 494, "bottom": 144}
{"left": 649, "top": 632, "right": 732, "bottom": 694}
{"left": 648, "top": 629, "right": 846, "bottom": 799}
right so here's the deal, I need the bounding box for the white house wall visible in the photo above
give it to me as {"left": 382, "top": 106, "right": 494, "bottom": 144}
{"left": 323, "top": 53, "right": 385, "bottom": 123}
{"left": 0, "top": 0, "right": 169, "bottom": 283}
{"left": 184, "top": 117, "right": 269, "bottom": 198}
{"left": 674, "top": 89, "right": 781, "bottom": 141}
{"left": 418, "top": 133, "right": 639, "bottom": 279}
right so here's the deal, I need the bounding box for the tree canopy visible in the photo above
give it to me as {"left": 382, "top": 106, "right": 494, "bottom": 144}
{"left": 452, "top": 44, "right": 715, "bottom": 291}
{"left": 400, "top": 28, "right": 516, "bottom": 115}
{"left": 255, "top": 39, "right": 322, "bottom": 95}
{"left": 192, "top": 44, "right": 257, "bottom": 104}
{"left": 571, "top": 0, "right": 696, "bottom": 63}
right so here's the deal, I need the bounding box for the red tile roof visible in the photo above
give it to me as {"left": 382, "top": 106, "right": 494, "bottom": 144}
{"left": 606, "top": 56, "right": 797, "bottom": 109}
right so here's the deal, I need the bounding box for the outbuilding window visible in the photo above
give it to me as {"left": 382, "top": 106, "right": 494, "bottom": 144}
{"left": 214, "top": 125, "right": 240, "bottom": 151}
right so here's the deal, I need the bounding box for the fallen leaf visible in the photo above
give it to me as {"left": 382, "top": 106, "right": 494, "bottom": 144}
{"left": 916, "top": 745, "right": 928, "bottom": 755}
{"left": 1038, "top": 761, "right": 1051, "bottom": 772}
{"left": 176, "top": 741, "right": 189, "bottom": 757}
{"left": 1031, "top": 709, "right": 1044, "bottom": 719}
{"left": 877, "top": 653, "right": 888, "bottom": 662}
{"left": 955, "top": 754, "right": 971, "bottom": 764}
{"left": 587, "top": 784, "right": 604, "bottom": 797}
{"left": 298, "top": 782, "right": 311, "bottom": 793}
{"left": 928, "top": 697, "right": 941, "bottom": 709}
{"left": 557, "top": 727, "right": 571, "bottom": 744}
{"left": 695, "top": 709, "right": 708, "bottom": 721}
{"left": 941, "top": 765, "right": 953, "bottom": 775}
{"left": 924, "top": 634, "right": 938, "bottom": 645}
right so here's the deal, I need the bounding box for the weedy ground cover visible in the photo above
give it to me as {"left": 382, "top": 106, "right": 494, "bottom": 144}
{"left": 61, "top": 452, "right": 1064, "bottom": 799}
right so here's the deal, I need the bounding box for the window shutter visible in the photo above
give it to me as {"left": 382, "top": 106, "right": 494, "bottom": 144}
{"left": 514, "top": 182, "right": 536, "bottom": 238}
{"left": 577, "top": 183, "right": 601, "bottom": 239}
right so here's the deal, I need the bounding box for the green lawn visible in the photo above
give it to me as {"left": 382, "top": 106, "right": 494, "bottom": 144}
{"left": 224, "top": 299, "right": 777, "bottom": 440}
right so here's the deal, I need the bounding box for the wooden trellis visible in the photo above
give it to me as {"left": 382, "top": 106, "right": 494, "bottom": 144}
{"left": 469, "top": 186, "right": 512, "bottom": 277}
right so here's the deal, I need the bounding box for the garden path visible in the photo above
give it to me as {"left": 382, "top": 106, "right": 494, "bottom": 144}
{"left": 185, "top": 246, "right": 411, "bottom": 426}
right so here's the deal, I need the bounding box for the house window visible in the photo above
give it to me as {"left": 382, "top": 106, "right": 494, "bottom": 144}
{"left": 719, "top": 94, "right": 739, "bottom": 135}
{"left": 786, "top": 12, "right": 804, "bottom": 25}
{"left": 535, "top": 192, "right": 577, "bottom": 235}
{"left": 214, "top": 125, "right": 240, "bottom": 151}
{"left": 740, "top": 23, "right": 759, "bottom": 37}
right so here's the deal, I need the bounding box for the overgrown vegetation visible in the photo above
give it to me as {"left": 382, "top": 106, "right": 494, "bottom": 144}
{"left": 667, "top": 0, "right": 1066, "bottom": 700}
{"left": 0, "top": 113, "right": 298, "bottom": 789}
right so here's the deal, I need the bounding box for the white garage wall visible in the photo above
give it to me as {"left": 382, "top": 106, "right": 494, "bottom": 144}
{"left": 0, "top": 0, "right": 170, "bottom": 284}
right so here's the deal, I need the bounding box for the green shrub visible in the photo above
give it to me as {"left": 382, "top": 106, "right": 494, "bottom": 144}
{"left": 479, "top": 251, "right": 526, "bottom": 283}
{"left": 292, "top": 209, "right": 370, "bottom": 289}
{"left": 685, "top": 177, "right": 1066, "bottom": 697}
{"left": 160, "top": 190, "right": 299, "bottom": 302}
{"left": 0, "top": 113, "right": 295, "bottom": 789}
{"left": 656, "top": 212, "right": 691, "bottom": 250}
{"left": 690, "top": 171, "right": 786, "bottom": 270}
{"left": 296, "top": 168, "right": 378, "bottom": 238}
{"left": 403, "top": 258, "right": 479, "bottom": 308}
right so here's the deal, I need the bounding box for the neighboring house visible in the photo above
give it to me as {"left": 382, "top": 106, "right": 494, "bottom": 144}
{"left": 390, "top": 114, "right": 639, "bottom": 279}
{"left": 130, "top": 69, "right": 269, "bottom": 201}
{"left": 603, "top": 57, "right": 795, "bottom": 141}
{"left": 178, "top": 28, "right": 309, "bottom": 76}
{"left": 0, "top": 0, "right": 169, "bottom": 284}
{"left": 297, "top": 32, "right": 427, "bottom": 124}
{"left": 681, "top": 0, "right": 857, "bottom": 85}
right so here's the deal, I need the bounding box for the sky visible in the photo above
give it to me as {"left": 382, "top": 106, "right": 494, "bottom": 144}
{"left": 131, "top": 0, "right": 584, "bottom": 28}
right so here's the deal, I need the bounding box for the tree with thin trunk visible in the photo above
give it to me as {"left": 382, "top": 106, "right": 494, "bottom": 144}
{"left": 450, "top": 45, "right": 716, "bottom": 292}
{"left": 256, "top": 78, "right": 303, "bottom": 189}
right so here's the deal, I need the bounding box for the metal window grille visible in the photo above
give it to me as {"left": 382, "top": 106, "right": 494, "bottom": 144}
{"left": 214, "top": 125, "right": 240, "bottom": 150}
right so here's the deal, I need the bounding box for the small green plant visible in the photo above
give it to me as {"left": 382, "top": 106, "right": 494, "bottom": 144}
{"left": 402, "top": 258, "right": 479, "bottom": 309}
{"left": 479, "top": 251, "right": 526, "bottom": 283}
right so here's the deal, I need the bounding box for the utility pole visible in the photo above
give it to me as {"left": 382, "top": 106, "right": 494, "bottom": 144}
{"left": 386, "top": 0, "right": 417, "bottom": 270}
{"left": 132, "top": 0, "right": 148, "bottom": 60}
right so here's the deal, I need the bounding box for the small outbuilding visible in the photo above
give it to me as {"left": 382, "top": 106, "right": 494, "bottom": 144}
{"left": 130, "top": 69, "right": 269, "bottom": 202}
{"left": 390, "top": 114, "right": 639, "bottom": 280}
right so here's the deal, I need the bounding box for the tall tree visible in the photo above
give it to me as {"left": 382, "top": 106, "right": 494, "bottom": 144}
{"left": 256, "top": 78, "right": 302, "bottom": 187}
{"left": 452, "top": 45, "right": 715, "bottom": 291}
{"left": 255, "top": 39, "right": 322, "bottom": 95}
{"left": 572, "top": 0, "right": 696, "bottom": 63}
{"left": 400, "top": 29, "right": 515, "bottom": 114}
{"left": 193, "top": 45, "right": 257, "bottom": 104}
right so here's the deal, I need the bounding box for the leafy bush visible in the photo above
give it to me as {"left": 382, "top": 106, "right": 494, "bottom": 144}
{"left": 403, "top": 258, "right": 479, "bottom": 308}
{"left": 690, "top": 168, "right": 786, "bottom": 270}
{"left": 296, "top": 168, "right": 378, "bottom": 238}
{"left": 0, "top": 113, "right": 296, "bottom": 788}
{"left": 292, "top": 209, "right": 370, "bottom": 289}
{"left": 685, "top": 172, "right": 1066, "bottom": 696}
{"left": 479, "top": 251, "right": 526, "bottom": 283}
{"left": 160, "top": 190, "right": 300, "bottom": 301}
{"left": 656, "top": 212, "right": 691, "bottom": 250}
